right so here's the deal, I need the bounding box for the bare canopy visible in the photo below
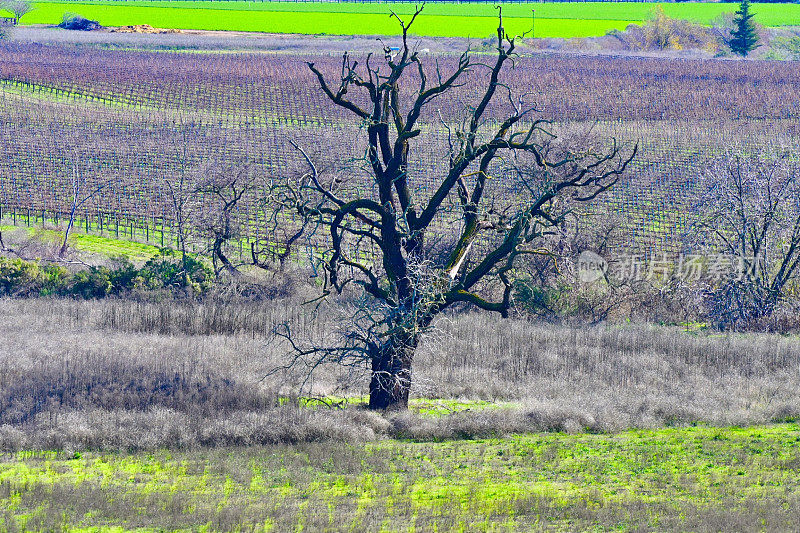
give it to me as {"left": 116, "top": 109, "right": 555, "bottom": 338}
{"left": 2, "top": 0, "right": 32, "bottom": 23}
{"left": 272, "top": 7, "right": 636, "bottom": 410}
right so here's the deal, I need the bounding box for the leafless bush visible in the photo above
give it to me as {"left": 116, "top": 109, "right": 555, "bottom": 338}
{"left": 690, "top": 152, "right": 800, "bottom": 330}
{"left": 711, "top": 12, "right": 736, "bottom": 48}
{"left": 612, "top": 8, "right": 722, "bottom": 53}
{"left": 510, "top": 212, "right": 709, "bottom": 326}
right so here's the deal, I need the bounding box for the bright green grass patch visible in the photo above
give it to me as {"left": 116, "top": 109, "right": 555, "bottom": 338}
{"left": 20, "top": 1, "right": 800, "bottom": 38}
{"left": 25, "top": 1, "right": 800, "bottom": 25}
{"left": 24, "top": 3, "right": 637, "bottom": 38}
{"left": 0, "top": 224, "right": 162, "bottom": 262}
{"left": 409, "top": 398, "right": 520, "bottom": 416}
{"left": 65, "top": 232, "right": 163, "bottom": 261}
{"left": 1, "top": 424, "right": 799, "bottom": 530}
{"left": 292, "top": 396, "right": 519, "bottom": 416}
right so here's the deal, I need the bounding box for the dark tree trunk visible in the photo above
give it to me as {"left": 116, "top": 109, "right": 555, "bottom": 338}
{"left": 60, "top": 207, "right": 77, "bottom": 257}
{"left": 213, "top": 237, "right": 239, "bottom": 275}
{"left": 368, "top": 335, "right": 417, "bottom": 410}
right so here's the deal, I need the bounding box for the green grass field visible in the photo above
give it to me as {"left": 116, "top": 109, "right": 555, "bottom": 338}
{"left": 12, "top": 1, "right": 800, "bottom": 38}
{"left": 0, "top": 224, "right": 163, "bottom": 262}
{"left": 2, "top": 424, "right": 799, "bottom": 531}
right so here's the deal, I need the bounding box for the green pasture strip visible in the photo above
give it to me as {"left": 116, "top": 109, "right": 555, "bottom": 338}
{"left": 0, "top": 224, "right": 163, "bottom": 262}
{"left": 409, "top": 398, "right": 519, "bottom": 416}
{"left": 23, "top": 1, "right": 800, "bottom": 27}
{"left": 290, "top": 396, "right": 519, "bottom": 416}
{"left": 66, "top": 233, "right": 163, "bottom": 261}
{"left": 18, "top": 0, "right": 800, "bottom": 38}
{"left": 1, "top": 424, "right": 799, "bottom": 530}
{"left": 24, "top": 2, "right": 636, "bottom": 38}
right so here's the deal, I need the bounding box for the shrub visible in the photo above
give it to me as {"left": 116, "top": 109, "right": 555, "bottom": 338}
{"left": 614, "top": 8, "right": 722, "bottom": 53}
{"left": 0, "top": 257, "right": 69, "bottom": 297}
{"left": 771, "top": 35, "right": 800, "bottom": 59}
{"left": 59, "top": 13, "right": 101, "bottom": 31}
{"left": 138, "top": 250, "right": 213, "bottom": 293}
{"left": 106, "top": 256, "right": 139, "bottom": 290}
{"left": 0, "top": 254, "right": 213, "bottom": 299}
{"left": 68, "top": 267, "right": 113, "bottom": 299}
{"left": 39, "top": 264, "right": 71, "bottom": 296}
{"left": 0, "top": 257, "right": 43, "bottom": 296}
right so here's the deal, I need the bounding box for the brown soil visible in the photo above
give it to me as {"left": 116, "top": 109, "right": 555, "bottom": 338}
{"left": 110, "top": 24, "right": 184, "bottom": 35}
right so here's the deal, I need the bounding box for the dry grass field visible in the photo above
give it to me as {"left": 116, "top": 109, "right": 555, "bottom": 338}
{"left": 2, "top": 296, "right": 799, "bottom": 451}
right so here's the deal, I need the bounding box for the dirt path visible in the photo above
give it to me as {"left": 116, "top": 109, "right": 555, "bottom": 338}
{"left": 8, "top": 25, "right": 478, "bottom": 53}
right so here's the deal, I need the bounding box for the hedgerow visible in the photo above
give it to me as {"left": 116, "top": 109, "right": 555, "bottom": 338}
{"left": 0, "top": 251, "right": 212, "bottom": 298}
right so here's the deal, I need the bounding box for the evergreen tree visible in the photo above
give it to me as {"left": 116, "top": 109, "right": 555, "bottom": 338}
{"left": 730, "top": 0, "right": 760, "bottom": 57}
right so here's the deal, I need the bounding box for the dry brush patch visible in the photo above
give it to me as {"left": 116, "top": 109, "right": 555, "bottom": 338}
{"left": 1, "top": 297, "right": 799, "bottom": 451}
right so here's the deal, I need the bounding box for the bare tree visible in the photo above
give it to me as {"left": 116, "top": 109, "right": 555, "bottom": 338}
{"left": 162, "top": 128, "right": 206, "bottom": 287}
{"left": 692, "top": 152, "right": 800, "bottom": 330}
{"left": 195, "top": 164, "right": 258, "bottom": 277}
{"left": 163, "top": 169, "right": 196, "bottom": 286}
{"left": 273, "top": 8, "right": 636, "bottom": 410}
{"left": 60, "top": 158, "right": 109, "bottom": 257}
{"left": 710, "top": 12, "right": 735, "bottom": 48}
{"left": 251, "top": 155, "right": 310, "bottom": 273}
{"left": 3, "top": 0, "right": 32, "bottom": 24}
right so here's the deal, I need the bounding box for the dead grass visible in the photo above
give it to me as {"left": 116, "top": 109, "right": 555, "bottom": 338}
{"left": 1, "top": 297, "right": 799, "bottom": 450}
